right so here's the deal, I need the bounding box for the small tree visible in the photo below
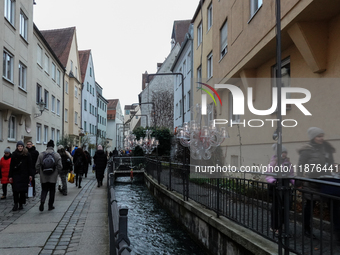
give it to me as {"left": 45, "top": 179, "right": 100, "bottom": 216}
{"left": 57, "top": 134, "right": 74, "bottom": 149}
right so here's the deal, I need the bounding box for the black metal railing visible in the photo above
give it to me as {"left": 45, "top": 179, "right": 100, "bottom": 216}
{"left": 145, "top": 157, "right": 340, "bottom": 255}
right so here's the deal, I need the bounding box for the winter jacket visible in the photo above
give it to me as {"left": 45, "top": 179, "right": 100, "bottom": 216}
{"left": 93, "top": 150, "right": 107, "bottom": 176}
{"left": 9, "top": 149, "right": 33, "bottom": 192}
{"left": 73, "top": 152, "right": 87, "bottom": 175}
{"left": 36, "top": 147, "right": 62, "bottom": 184}
{"left": 0, "top": 155, "right": 11, "bottom": 184}
{"left": 27, "top": 146, "right": 39, "bottom": 174}
{"left": 297, "top": 140, "right": 336, "bottom": 199}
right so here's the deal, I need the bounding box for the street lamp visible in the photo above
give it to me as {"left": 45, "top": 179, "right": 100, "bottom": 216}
{"left": 34, "top": 98, "right": 46, "bottom": 118}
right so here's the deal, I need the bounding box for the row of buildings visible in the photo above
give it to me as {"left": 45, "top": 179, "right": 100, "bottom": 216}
{"left": 129, "top": 0, "right": 340, "bottom": 167}
{"left": 1, "top": 1, "right": 124, "bottom": 155}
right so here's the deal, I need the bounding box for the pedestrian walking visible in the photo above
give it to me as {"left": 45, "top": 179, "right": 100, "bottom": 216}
{"left": 0, "top": 147, "right": 12, "bottom": 199}
{"left": 8, "top": 141, "right": 33, "bottom": 211}
{"left": 266, "top": 144, "right": 294, "bottom": 234}
{"left": 35, "top": 140, "right": 62, "bottom": 211}
{"left": 71, "top": 146, "right": 78, "bottom": 157}
{"left": 26, "top": 141, "right": 39, "bottom": 196}
{"left": 297, "top": 127, "right": 340, "bottom": 240}
{"left": 83, "top": 150, "right": 91, "bottom": 178}
{"left": 57, "top": 145, "right": 73, "bottom": 195}
{"left": 73, "top": 148, "right": 87, "bottom": 188}
{"left": 93, "top": 145, "right": 107, "bottom": 187}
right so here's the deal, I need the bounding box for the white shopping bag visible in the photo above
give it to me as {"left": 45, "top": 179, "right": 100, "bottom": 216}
{"left": 28, "top": 182, "right": 33, "bottom": 198}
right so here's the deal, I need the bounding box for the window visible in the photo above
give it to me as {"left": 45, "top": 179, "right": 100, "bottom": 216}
{"left": 20, "top": 11, "right": 28, "bottom": 40}
{"left": 51, "top": 62, "right": 56, "bottom": 81}
{"left": 18, "top": 62, "right": 27, "bottom": 90}
{"left": 90, "top": 85, "right": 92, "bottom": 94}
{"left": 8, "top": 115, "right": 15, "bottom": 140}
{"left": 175, "top": 103, "right": 178, "bottom": 118}
{"left": 44, "top": 126, "right": 48, "bottom": 144}
{"left": 207, "top": 52, "right": 213, "bottom": 79}
{"left": 44, "top": 90, "right": 49, "bottom": 109}
{"left": 70, "top": 60, "right": 73, "bottom": 73}
{"left": 89, "top": 124, "right": 92, "bottom": 134}
{"left": 36, "top": 84, "right": 42, "bottom": 103}
{"left": 57, "top": 69, "right": 61, "bottom": 85}
{"left": 89, "top": 103, "right": 92, "bottom": 114}
{"left": 37, "top": 45, "right": 43, "bottom": 67}
{"left": 51, "top": 95, "right": 55, "bottom": 112}
{"left": 3, "top": 50, "right": 14, "bottom": 82}
{"left": 51, "top": 128, "right": 55, "bottom": 141}
{"left": 197, "top": 22, "right": 202, "bottom": 47}
{"left": 44, "top": 54, "right": 49, "bottom": 74}
{"left": 36, "top": 124, "right": 41, "bottom": 143}
{"left": 57, "top": 99, "right": 60, "bottom": 115}
{"left": 56, "top": 129, "right": 60, "bottom": 142}
{"left": 220, "top": 20, "right": 228, "bottom": 58}
{"left": 197, "top": 65, "right": 202, "bottom": 83}
{"left": 84, "top": 121, "right": 87, "bottom": 132}
{"left": 87, "top": 82, "right": 89, "bottom": 91}
{"left": 75, "top": 86, "right": 78, "bottom": 98}
{"left": 4, "top": 0, "right": 15, "bottom": 25}
{"left": 250, "top": 0, "right": 263, "bottom": 18}
{"left": 90, "top": 67, "right": 92, "bottom": 77}
{"left": 229, "top": 92, "right": 240, "bottom": 123}
{"left": 75, "top": 112, "right": 78, "bottom": 125}
{"left": 187, "top": 91, "right": 191, "bottom": 111}
{"left": 183, "top": 61, "right": 186, "bottom": 77}
{"left": 207, "top": 3, "right": 213, "bottom": 31}
{"left": 84, "top": 99, "right": 87, "bottom": 111}
{"left": 65, "top": 81, "right": 69, "bottom": 93}
{"left": 187, "top": 52, "right": 191, "bottom": 73}
{"left": 65, "top": 109, "right": 68, "bottom": 122}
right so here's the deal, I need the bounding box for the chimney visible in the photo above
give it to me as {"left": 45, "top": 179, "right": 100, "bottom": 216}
{"left": 142, "top": 71, "right": 148, "bottom": 90}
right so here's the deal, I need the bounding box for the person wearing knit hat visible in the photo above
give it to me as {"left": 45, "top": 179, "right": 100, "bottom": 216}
{"left": 8, "top": 141, "right": 33, "bottom": 211}
{"left": 0, "top": 147, "right": 12, "bottom": 199}
{"left": 47, "top": 140, "right": 55, "bottom": 148}
{"left": 297, "top": 127, "right": 339, "bottom": 239}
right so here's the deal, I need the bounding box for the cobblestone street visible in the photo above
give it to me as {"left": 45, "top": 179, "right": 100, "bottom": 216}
{"left": 0, "top": 170, "right": 108, "bottom": 255}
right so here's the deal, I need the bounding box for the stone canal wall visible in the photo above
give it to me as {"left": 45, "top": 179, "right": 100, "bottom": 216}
{"left": 144, "top": 174, "right": 278, "bottom": 255}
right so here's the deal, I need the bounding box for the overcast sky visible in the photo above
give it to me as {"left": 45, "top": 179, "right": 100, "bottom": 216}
{"left": 33, "top": 0, "right": 199, "bottom": 110}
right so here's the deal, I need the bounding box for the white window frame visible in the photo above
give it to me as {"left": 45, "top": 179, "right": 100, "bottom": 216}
{"left": 8, "top": 115, "right": 16, "bottom": 141}
{"left": 197, "top": 22, "right": 202, "bottom": 47}
{"left": 57, "top": 69, "right": 61, "bottom": 86}
{"left": 51, "top": 128, "right": 55, "bottom": 141}
{"left": 57, "top": 99, "right": 60, "bottom": 115}
{"left": 36, "top": 124, "right": 41, "bottom": 143}
{"left": 65, "top": 109, "right": 68, "bottom": 122}
{"left": 207, "top": 3, "right": 213, "bottom": 31}
{"left": 3, "top": 50, "right": 14, "bottom": 82}
{"left": 36, "top": 84, "right": 42, "bottom": 103}
{"left": 207, "top": 52, "right": 213, "bottom": 79}
{"left": 65, "top": 81, "right": 69, "bottom": 94}
{"left": 44, "top": 89, "right": 49, "bottom": 110}
{"left": 250, "top": 0, "right": 263, "bottom": 19}
{"left": 84, "top": 99, "right": 87, "bottom": 111}
{"left": 4, "top": 0, "right": 15, "bottom": 25}
{"left": 18, "top": 62, "right": 27, "bottom": 90}
{"left": 51, "top": 62, "right": 56, "bottom": 81}
{"left": 44, "top": 54, "right": 49, "bottom": 74}
{"left": 44, "top": 125, "right": 48, "bottom": 144}
{"left": 197, "top": 65, "right": 202, "bottom": 83}
{"left": 75, "top": 86, "right": 78, "bottom": 98}
{"left": 51, "top": 95, "right": 56, "bottom": 113}
{"left": 220, "top": 20, "right": 228, "bottom": 59}
{"left": 37, "top": 44, "right": 43, "bottom": 67}
{"left": 20, "top": 11, "right": 28, "bottom": 41}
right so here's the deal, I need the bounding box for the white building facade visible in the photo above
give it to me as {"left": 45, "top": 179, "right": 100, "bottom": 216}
{"left": 96, "top": 82, "right": 108, "bottom": 148}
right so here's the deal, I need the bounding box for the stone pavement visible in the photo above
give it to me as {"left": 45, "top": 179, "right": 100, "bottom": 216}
{"left": 0, "top": 170, "right": 109, "bottom": 255}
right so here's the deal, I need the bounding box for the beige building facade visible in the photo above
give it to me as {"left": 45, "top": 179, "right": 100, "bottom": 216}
{"left": 191, "top": 0, "right": 340, "bottom": 167}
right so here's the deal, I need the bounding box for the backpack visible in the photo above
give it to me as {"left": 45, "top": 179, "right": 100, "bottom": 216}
{"left": 61, "top": 154, "right": 72, "bottom": 171}
{"left": 42, "top": 152, "right": 56, "bottom": 175}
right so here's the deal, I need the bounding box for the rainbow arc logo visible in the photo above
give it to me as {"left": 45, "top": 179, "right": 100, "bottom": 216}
{"left": 197, "top": 82, "right": 222, "bottom": 115}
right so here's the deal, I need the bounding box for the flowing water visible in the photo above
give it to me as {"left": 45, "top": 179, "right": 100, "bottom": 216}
{"left": 114, "top": 177, "right": 209, "bottom": 255}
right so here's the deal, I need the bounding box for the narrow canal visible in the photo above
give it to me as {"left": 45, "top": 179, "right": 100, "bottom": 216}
{"left": 114, "top": 178, "right": 209, "bottom": 255}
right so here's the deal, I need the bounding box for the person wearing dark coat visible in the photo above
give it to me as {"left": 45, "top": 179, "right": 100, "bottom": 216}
{"left": 297, "top": 127, "right": 340, "bottom": 240}
{"left": 26, "top": 141, "right": 39, "bottom": 196}
{"left": 73, "top": 148, "right": 87, "bottom": 188}
{"left": 8, "top": 141, "right": 33, "bottom": 211}
{"left": 93, "top": 145, "right": 107, "bottom": 187}
{"left": 83, "top": 150, "right": 91, "bottom": 178}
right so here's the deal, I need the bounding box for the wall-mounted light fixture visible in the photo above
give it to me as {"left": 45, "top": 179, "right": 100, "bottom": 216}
{"left": 34, "top": 98, "right": 46, "bottom": 118}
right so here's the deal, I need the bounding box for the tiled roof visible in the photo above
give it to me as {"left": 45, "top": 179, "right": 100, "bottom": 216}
{"left": 171, "top": 20, "right": 191, "bottom": 46}
{"left": 107, "top": 110, "right": 116, "bottom": 120}
{"left": 40, "top": 27, "right": 75, "bottom": 67}
{"left": 107, "top": 99, "right": 119, "bottom": 110}
{"left": 79, "top": 50, "right": 91, "bottom": 84}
